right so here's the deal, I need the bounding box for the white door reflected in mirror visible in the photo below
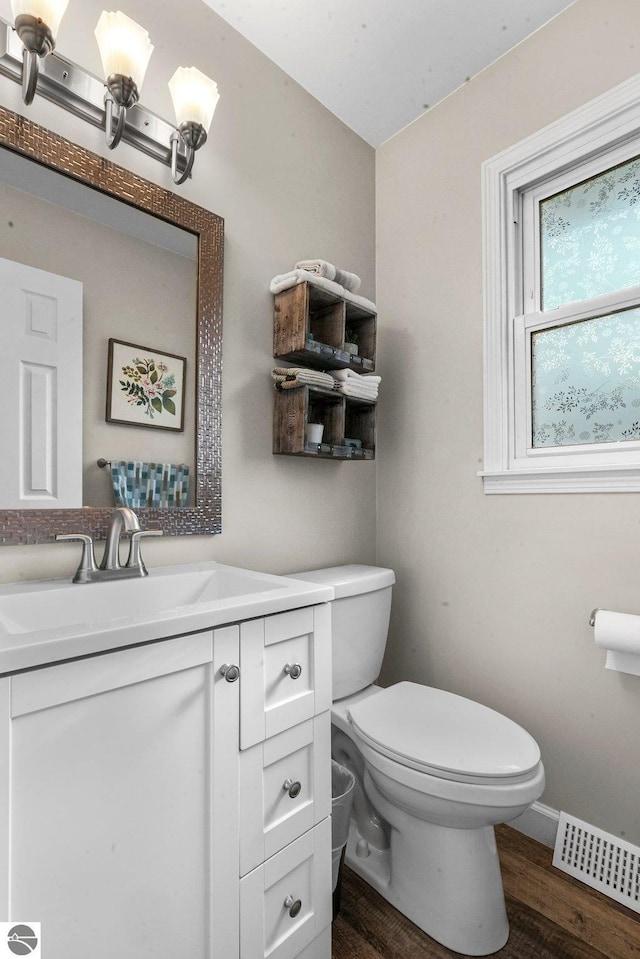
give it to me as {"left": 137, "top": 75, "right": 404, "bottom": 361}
{"left": 0, "top": 256, "right": 82, "bottom": 508}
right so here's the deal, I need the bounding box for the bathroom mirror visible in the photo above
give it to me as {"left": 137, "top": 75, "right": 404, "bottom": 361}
{"left": 0, "top": 104, "right": 223, "bottom": 544}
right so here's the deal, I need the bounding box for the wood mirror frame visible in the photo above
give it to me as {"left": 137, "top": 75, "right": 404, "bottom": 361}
{"left": 0, "top": 105, "right": 223, "bottom": 545}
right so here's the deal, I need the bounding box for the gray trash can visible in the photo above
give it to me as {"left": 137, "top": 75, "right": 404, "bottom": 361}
{"left": 331, "top": 759, "right": 355, "bottom": 919}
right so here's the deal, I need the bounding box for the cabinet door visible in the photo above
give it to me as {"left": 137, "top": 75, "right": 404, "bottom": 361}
{"left": 240, "top": 605, "right": 331, "bottom": 748}
{"left": 239, "top": 818, "right": 331, "bottom": 959}
{"left": 240, "top": 714, "right": 331, "bottom": 876}
{"left": 0, "top": 626, "right": 240, "bottom": 959}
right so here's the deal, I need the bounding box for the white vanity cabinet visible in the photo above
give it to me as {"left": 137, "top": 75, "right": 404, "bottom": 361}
{"left": 0, "top": 597, "right": 332, "bottom": 959}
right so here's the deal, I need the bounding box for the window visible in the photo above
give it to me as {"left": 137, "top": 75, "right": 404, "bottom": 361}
{"left": 482, "top": 74, "right": 640, "bottom": 492}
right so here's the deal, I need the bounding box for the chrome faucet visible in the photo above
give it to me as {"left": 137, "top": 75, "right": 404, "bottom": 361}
{"left": 56, "top": 507, "right": 163, "bottom": 583}
{"left": 101, "top": 507, "right": 140, "bottom": 571}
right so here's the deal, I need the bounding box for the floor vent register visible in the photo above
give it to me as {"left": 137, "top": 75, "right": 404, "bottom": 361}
{"left": 553, "top": 811, "right": 640, "bottom": 914}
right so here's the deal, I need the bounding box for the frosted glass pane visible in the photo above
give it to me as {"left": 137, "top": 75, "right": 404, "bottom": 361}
{"left": 541, "top": 156, "right": 640, "bottom": 310}
{"left": 531, "top": 308, "right": 640, "bottom": 448}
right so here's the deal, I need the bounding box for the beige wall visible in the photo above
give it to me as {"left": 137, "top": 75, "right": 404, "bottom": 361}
{"left": 0, "top": 0, "right": 376, "bottom": 583}
{"left": 376, "top": 0, "right": 640, "bottom": 842}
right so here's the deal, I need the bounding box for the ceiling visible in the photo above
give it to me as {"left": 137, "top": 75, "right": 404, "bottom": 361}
{"left": 203, "top": 0, "right": 576, "bottom": 146}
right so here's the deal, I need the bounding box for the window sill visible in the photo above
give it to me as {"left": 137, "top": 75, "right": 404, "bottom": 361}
{"left": 479, "top": 465, "right": 640, "bottom": 494}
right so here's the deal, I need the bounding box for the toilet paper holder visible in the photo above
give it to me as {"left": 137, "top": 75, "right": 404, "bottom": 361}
{"left": 590, "top": 607, "right": 640, "bottom": 676}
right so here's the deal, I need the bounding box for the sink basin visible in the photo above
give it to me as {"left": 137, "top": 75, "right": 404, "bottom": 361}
{"left": 0, "top": 566, "right": 284, "bottom": 634}
{"left": 0, "top": 562, "right": 335, "bottom": 674}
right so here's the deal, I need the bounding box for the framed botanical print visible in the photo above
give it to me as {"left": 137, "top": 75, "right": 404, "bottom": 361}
{"left": 106, "top": 338, "right": 186, "bottom": 431}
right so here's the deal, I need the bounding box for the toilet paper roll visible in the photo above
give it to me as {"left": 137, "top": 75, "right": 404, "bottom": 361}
{"left": 593, "top": 609, "right": 640, "bottom": 654}
{"left": 593, "top": 609, "right": 640, "bottom": 676}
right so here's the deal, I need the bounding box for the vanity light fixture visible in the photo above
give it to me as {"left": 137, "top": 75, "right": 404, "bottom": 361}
{"left": 0, "top": 11, "right": 219, "bottom": 185}
{"left": 9, "top": 0, "right": 69, "bottom": 104}
{"left": 168, "top": 66, "right": 219, "bottom": 185}
{"left": 94, "top": 10, "right": 153, "bottom": 150}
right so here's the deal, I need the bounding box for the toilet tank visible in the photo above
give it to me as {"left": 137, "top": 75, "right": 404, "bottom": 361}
{"left": 286, "top": 565, "right": 395, "bottom": 701}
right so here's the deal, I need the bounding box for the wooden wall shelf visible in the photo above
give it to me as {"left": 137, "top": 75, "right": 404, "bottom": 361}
{"left": 274, "top": 282, "right": 376, "bottom": 373}
{"left": 273, "top": 385, "right": 376, "bottom": 459}
{"left": 272, "top": 281, "right": 378, "bottom": 461}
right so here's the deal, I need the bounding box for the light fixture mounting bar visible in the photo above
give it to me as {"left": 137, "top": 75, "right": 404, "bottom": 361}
{"left": 0, "top": 18, "right": 187, "bottom": 172}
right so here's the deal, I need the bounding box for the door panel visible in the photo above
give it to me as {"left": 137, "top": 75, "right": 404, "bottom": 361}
{"left": 0, "top": 256, "right": 83, "bottom": 508}
{"left": 1, "top": 627, "right": 240, "bottom": 959}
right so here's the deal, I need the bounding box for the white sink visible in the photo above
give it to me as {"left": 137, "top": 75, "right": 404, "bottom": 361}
{"left": 0, "top": 566, "right": 283, "bottom": 634}
{"left": 0, "top": 562, "right": 334, "bottom": 674}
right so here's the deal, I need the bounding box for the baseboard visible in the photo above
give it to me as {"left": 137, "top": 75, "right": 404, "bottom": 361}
{"left": 509, "top": 801, "right": 560, "bottom": 848}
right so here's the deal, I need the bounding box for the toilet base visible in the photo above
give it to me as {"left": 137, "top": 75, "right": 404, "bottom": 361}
{"left": 344, "top": 809, "right": 509, "bottom": 956}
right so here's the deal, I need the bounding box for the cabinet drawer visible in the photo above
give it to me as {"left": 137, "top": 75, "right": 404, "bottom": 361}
{"left": 240, "top": 714, "right": 331, "bottom": 876}
{"left": 240, "top": 605, "right": 331, "bottom": 749}
{"left": 240, "top": 818, "right": 331, "bottom": 959}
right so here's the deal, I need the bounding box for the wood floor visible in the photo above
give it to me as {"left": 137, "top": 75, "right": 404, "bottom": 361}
{"left": 332, "top": 825, "right": 640, "bottom": 959}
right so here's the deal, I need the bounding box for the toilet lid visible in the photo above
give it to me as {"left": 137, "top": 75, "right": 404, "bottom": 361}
{"left": 348, "top": 682, "right": 541, "bottom": 780}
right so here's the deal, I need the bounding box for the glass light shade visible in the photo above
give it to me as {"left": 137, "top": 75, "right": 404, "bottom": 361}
{"left": 10, "top": 0, "right": 69, "bottom": 37}
{"left": 94, "top": 11, "right": 153, "bottom": 90}
{"left": 169, "top": 67, "right": 220, "bottom": 134}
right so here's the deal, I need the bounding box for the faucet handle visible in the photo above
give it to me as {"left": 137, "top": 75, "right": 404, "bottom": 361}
{"left": 56, "top": 534, "right": 98, "bottom": 584}
{"left": 126, "top": 529, "right": 163, "bottom": 574}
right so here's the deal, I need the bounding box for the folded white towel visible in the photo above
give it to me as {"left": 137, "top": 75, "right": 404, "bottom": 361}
{"left": 270, "top": 270, "right": 377, "bottom": 314}
{"left": 331, "top": 369, "right": 381, "bottom": 385}
{"left": 337, "top": 383, "right": 378, "bottom": 401}
{"left": 271, "top": 269, "right": 339, "bottom": 297}
{"left": 336, "top": 378, "right": 378, "bottom": 392}
{"left": 294, "top": 259, "right": 361, "bottom": 294}
{"left": 332, "top": 374, "right": 378, "bottom": 394}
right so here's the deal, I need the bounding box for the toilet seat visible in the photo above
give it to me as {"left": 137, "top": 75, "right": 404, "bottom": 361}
{"left": 348, "top": 682, "right": 541, "bottom": 785}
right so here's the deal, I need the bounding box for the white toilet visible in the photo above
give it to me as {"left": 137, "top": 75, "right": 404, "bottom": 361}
{"left": 290, "top": 565, "right": 545, "bottom": 956}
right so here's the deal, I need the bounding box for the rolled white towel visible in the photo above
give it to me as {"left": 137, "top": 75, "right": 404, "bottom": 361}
{"left": 295, "top": 259, "right": 361, "bottom": 294}
{"left": 334, "top": 268, "right": 361, "bottom": 293}
{"left": 295, "top": 259, "right": 337, "bottom": 281}
{"left": 272, "top": 367, "right": 335, "bottom": 389}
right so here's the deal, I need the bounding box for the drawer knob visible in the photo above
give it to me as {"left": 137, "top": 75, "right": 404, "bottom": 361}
{"left": 219, "top": 663, "right": 240, "bottom": 683}
{"left": 284, "top": 895, "right": 302, "bottom": 918}
{"left": 283, "top": 662, "right": 302, "bottom": 680}
{"left": 283, "top": 778, "right": 302, "bottom": 799}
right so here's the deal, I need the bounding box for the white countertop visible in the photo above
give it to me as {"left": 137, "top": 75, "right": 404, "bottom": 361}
{"left": 0, "top": 562, "right": 334, "bottom": 675}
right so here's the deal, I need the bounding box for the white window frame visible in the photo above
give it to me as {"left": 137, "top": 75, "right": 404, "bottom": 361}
{"left": 481, "top": 72, "right": 640, "bottom": 493}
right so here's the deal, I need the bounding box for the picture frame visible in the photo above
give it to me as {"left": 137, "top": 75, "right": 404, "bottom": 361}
{"left": 106, "top": 338, "right": 186, "bottom": 432}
